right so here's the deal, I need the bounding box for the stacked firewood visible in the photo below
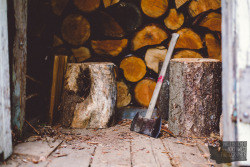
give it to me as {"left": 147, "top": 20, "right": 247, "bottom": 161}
{"left": 50, "top": 0, "right": 221, "bottom": 108}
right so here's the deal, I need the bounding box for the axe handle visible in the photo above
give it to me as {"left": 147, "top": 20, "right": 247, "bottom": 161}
{"left": 145, "top": 33, "right": 179, "bottom": 119}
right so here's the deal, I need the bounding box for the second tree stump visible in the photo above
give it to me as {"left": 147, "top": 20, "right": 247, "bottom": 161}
{"left": 168, "top": 58, "right": 222, "bottom": 137}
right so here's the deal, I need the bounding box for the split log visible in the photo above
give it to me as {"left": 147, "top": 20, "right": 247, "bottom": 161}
{"left": 164, "top": 8, "right": 184, "bottom": 30}
{"left": 188, "top": 0, "right": 221, "bottom": 17}
{"left": 131, "top": 24, "right": 168, "bottom": 51}
{"left": 168, "top": 58, "right": 222, "bottom": 137}
{"left": 134, "top": 79, "right": 156, "bottom": 107}
{"left": 60, "top": 62, "right": 117, "bottom": 128}
{"left": 173, "top": 50, "right": 203, "bottom": 58}
{"left": 141, "top": 0, "right": 168, "bottom": 18}
{"left": 51, "top": 0, "right": 69, "bottom": 16}
{"left": 74, "top": 0, "right": 100, "bottom": 13}
{"left": 175, "top": 0, "right": 189, "bottom": 9}
{"left": 205, "top": 33, "right": 221, "bottom": 61}
{"left": 61, "top": 14, "right": 90, "bottom": 46}
{"left": 71, "top": 47, "right": 91, "bottom": 62}
{"left": 103, "top": 0, "right": 120, "bottom": 8}
{"left": 91, "top": 39, "right": 128, "bottom": 57}
{"left": 53, "top": 35, "right": 63, "bottom": 47}
{"left": 144, "top": 46, "right": 168, "bottom": 73}
{"left": 199, "top": 12, "right": 221, "bottom": 32}
{"left": 92, "top": 11, "right": 124, "bottom": 38}
{"left": 120, "top": 56, "right": 147, "bottom": 82}
{"left": 175, "top": 28, "right": 203, "bottom": 49}
{"left": 116, "top": 81, "right": 131, "bottom": 108}
{"left": 106, "top": 2, "right": 142, "bottom": 32}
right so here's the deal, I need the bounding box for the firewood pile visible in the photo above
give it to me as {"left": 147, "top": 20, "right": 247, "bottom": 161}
{"left": 50, "top": 0, "right": 221, "bottom": 108}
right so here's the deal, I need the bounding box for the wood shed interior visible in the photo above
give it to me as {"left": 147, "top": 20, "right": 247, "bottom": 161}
{"left": 7, "top": 0, "right": 221, "bottom": 137}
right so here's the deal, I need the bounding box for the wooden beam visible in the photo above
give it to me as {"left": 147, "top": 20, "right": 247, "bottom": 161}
{"left": 12, "top": 0, "right": 28, "bottom": 136}
{"left": 0, "top": 0, "right": 12, "bottom": 160}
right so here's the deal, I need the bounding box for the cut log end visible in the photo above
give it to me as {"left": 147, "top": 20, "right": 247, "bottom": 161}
{"left": 175, "top": 28, "right": 203, "bottom": 49}
{"left": 91, "top": 39, "right": 128, "bottom": 57}
{"left": 175, "top": 0, "right": 189, "bottom": 9}
{"left": 174, "top": 50, "right": 203, "bottom": 58}
{"left": 145, "top": 46, "right": 168, "bottom": 73}
{"left": 120, "top": 56, "right": 146, "bottom": 82}
{"left": 71, "top": 47, "right": 91, "bottom": 62}
{"left": 132, "top": 24, "right": 168, "bottom": 51}
{"left": 205, "top": 33, "right": 221, "bottom": 61}
{"left": 134, "top": 79, "right": 156, "bottom": 107}
{"left": 164, "top": 8, "right": 184, "bottom": 30}
{"left": 74, "top": 0, "right": 100, "bottom": 13}
{"left": 141, "top": 0, "right": 168, "bottom": 18}
{"left": 51, "top": 0, "right": 69, "bottom": 16}
{"left": 116, "top": 81, "right": 131, "bottom": 108}
{"left": 61, "top": 14, "right": 90, "bottom": 46}
{"left": 188, "top": 0, "right": 221, "bottom": 17}
{"left": 200, "top": 12, "right": 221, "bottom": 32}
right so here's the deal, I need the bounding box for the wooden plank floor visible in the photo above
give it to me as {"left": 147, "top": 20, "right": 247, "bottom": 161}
{"left": 1, "top": 125, "right": 221, "bottom": 167}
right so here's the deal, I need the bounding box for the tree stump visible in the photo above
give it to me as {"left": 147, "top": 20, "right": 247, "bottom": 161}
{"left": 168, "top": 58, "right": 222, "bottom": 137}
{"left": 60, "top": 62, "right": 117, "bottom": 128}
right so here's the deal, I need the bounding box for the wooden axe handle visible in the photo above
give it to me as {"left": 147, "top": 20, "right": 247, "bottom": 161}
{"left": 145, "top": 33, "right": 179, "bottom": 119}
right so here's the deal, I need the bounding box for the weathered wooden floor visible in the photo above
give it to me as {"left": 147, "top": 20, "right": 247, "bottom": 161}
{"left": 1, "top": 125, "right": 222, "bottom": 167}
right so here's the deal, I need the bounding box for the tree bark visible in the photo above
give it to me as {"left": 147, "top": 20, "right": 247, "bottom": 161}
{"left": 173, "top": 50, "right": 203, "bottom": 58}
{"left": 116, "top": 81, "right": 131, "bottom": 108}
{"left": 205, "top": 33, "right": 221, "bottom": 61}
{"left": 131, "top": 24, "right": 168, "bottom": 51}
{"left": 144, "top": 46, "right": 168, "bottom": 73}
{"left": 164, "top": 8, "right": 184, "bottom": 30}
{"left": 120, "top": 56, "right": 147, "bottom": 82}
{"left": 199, "top": 12, "right": 221, "bottom": 32}
{"left": 175, "top": 28, "right": 203, "bottom": 49}
{"left": 168, "top": 58, "right": 222, "bottom": 137}
{"left": 91, "top": 39, "right": 128, "bottom": 57}
{"left": 60, "top": 62, "right": 117, "bottom": 128}
{"left": 74, "top": 0, "right": 100, "bottom": 13}
{"left": 134, "top": 79, "right": 156, "bottom": 107}
{"left": 61, "top": 14, "right": 90, "bottom": 46}
{"left": 188, "top": 0, "right": 221, "bottom": 17}
{"left": 141, "top": 0, "right": 168, "bottom": 18}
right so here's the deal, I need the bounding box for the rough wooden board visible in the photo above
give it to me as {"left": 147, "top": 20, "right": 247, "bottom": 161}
{"left": 91, "top": 138, "right": 131, "bottom": 166}
{"left": 130, "top": 132, "right": 170, "bottom": 167}
{"left": 162, "top": 137, "right": 209, "bottom": 167}
{"left": 13, "top": 139, "right": 62, "bottom": 158}
{"left": 0, "top": 0, "right": 12, "bottom": 160}
{"left": 48, "top": 142, "right": 95, "bottom": 167}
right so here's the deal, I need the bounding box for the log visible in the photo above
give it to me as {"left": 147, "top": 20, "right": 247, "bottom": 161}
{"left": 74, "top": 0, "right": 100, "bottom": 13}
{"left": 173, "top": 50, "right": 203, "bottom": 58}
{"left": 92, "top": 11, "right": 124, "bottom": 38}
{"left": 71, "top": 47, "right": 91, "bottom": 62}
{"left": 144, "top": 46, "right": 168, "bottom": 73}
{"left": 60, "top": 62, "right": 117, "bottom": 128}
{"left": 91, "top": 39, "right": 128, "bottom": 57}
{"left": 53, "top": 35, "right": 63, "bottom": 47}
{"left": 51, "top": 0, "right": 69, "bottom": 16}
{"left": 141, "top": 0, "right": 168, "bottom": 18}
{"left": 49, "top": 55, "right": 68, "bottom": 124}
{"left": 164, "top": 8, "right": 184, "bottom": 30}
{"left": 131, "top": 24, "right": 168, "bottom": 51}
{"left": 120, "top": 56, "right": 147, "bottom": 82}
{"left": 103, "top": 0, "right": 120, "bottom": 8}
{"left": 205, "top": 33, "right": 221, "bottom": 61}
{"left": 175, "top": 0, "right": 189, "bottom": 9}
{"left": 106, "top": 2, "right": 142, "bottom": 32}
{"left": 116, "top": 81, "right": 132, "bottom": 108}
{"left": 199, "top": 12, "right": 221, "bottom": 32}
{"left": 61, "top": 14, "right": 90, "bottom": 46}
{"left": 175, "top": 28, "right": 203, "bottom": 49}
{"left": 188, "top": 0, "right": 221, "bottom": 17}
{"left": 168, "top": 58, "right": 222, "bottom": 137}
{"left": 134, "top": 79, "right": 156, "bottom": 107}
